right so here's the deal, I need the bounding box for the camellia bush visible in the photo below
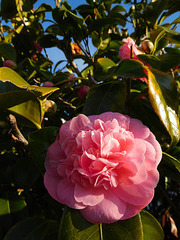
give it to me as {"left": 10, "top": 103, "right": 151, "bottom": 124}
{"left": 0, "top": 0, "right": 180, "bottom": 239}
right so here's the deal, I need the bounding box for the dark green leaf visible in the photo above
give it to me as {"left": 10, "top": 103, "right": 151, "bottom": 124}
{"left": 4, "top": 217, "right": 58, "bottom": 240}
{"left": 1, "top": 0, "right": 17, "bottom": 19}
{"left": 0, "top": 43, "right": 16, "bottom": 61}
{"left": 162, "top": 152, "right": 180, "bottom": 172}
{"left": 83, "top": 81, "right": 127, "bottom": 115}
{"left": 28, "top": 127, "right": 59, "bottom": 174}
{"left": 38, "top": 34, "right": 58, "bottom": 48}
{"left": 114, "top": 59, "right": 147, "bottom": 78}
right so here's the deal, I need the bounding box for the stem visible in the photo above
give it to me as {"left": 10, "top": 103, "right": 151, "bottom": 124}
{"left": 99, "top": 223, "right": 103, "bottom": 240}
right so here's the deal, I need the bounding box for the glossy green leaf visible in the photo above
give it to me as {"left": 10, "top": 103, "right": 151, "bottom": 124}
{"left": 140, "top": 210, "right": 164, "bottom": 240}
{"left": 4, "top": 217, "right": 58, "bottom": 240}
{"left": 103, "top": 214, "right": 143, "bottom": 240}
{"left": 94, "top": 58, "right": 116, "bottom": 80}
{"left": 0, "top": 90, "right": 39, "bottom": 110}
{"left": 148, "top": 69, "right": 180, "bottom": 147}
{"left": 83, "top": 81, "right": 127, "bottom": 115}
{"left": 162, "top": 152, "right": 180, "bottom": 172}
{"left": 114, "top": 59, "right": 146, "bottom": 78}
{"left": 0, "top": 67, "right": 30, "bottom": 87}
{"left": 28, "top": 127, "right": 59, "bottom": 174}
{"left": 138, "top": 53, "right": 180, "bottom": 71}
{"left": 0, "top": 199, "right": 26, "bottom": 216}
{"left": 58, "top": 208, "right": 100, "bottom": 240}
{"left": 0, "top": 43, "right": 16, "bottom": 62}
{"left": 0, "top": 67, "right": 59, "bottom": 99}
{"left": 8, "top": 99, "right": 42, "bottom": 129}
{"left": 59, "top": 209, "right": 164, "bottom": 240}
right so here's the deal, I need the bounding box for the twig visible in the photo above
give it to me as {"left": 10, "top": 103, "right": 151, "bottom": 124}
{"left": 7, "top": 114, "right": 28, "bottom": 146}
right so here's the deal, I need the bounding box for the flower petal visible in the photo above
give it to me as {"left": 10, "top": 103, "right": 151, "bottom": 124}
{"left": 57, "top": 179, "right": 85, "bottom": 209}
{"left": 74, "top": 184, "right": 104, "bottom": 206}
{"left": 45, "top": 139, "right": 65, "bottom": 176}
{"left": 80, "top": 191, "right": 126, "bottom": 224}
{"left": 69, "top": 114, "right": 90, "bottom": 131}
{"left": 44, "top": 173, "right": 59, "bottom": 201}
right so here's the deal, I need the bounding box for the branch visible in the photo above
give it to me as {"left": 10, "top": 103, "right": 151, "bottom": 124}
{"left": 7, "top": 114, "right": 28, "bottom": 147}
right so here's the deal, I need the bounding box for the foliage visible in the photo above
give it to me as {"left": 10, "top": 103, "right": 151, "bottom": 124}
{"left": 0, "top": 0, "right": 180, "bottom": 239}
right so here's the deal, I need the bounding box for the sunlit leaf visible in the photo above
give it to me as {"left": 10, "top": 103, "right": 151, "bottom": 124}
{"left": 8, "top": 99, "right": 42, "bottom": 129}
{"left": 0, "top": 199, "right": 26, "bottom": 216}
{"left": 0, "top": 43, "right": 17, "bottom": 62}
{"left": 148, "top": 69, "right": 180, "bottom": 147}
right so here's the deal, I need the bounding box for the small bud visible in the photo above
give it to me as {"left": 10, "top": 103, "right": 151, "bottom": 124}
{"left": 42, "top": 81, "right": 54, "bottom": 87}
{"left": 141, "top": 40, "right": 154, "bottom": 54}
{"left": 78, "top": 86, "right": 90, "bottom": 99}
{"left": 45, "top": 100, "right": 57, "bottom": 113}
{"left": 3, "top": 60, "right": 17, "bottom": 69}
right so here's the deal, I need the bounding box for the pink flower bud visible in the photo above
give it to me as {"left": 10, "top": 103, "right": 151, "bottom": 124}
{"left": 78, "top": 86, "right": 90, "bottom": 99}
{"left": 42, "top": 82, "right": 54, "bottom": 87}
{"left": 3, "top": 60, "right": 17, "bottom": 69}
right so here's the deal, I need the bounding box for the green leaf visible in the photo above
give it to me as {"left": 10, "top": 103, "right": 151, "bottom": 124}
{"left": 4, "top": 217, "right": 58, "bottom": 240}
{"left": 83, "top": 81, "right": 127, "bottom": 115}
{"left": 148, "top": 69, "right": 180, "bottom": 147}
{"left": 28, "top": 127, "right": 59, "bottom": 174}
{"left": 1, "top": 0, "right": 17, "bottom": 19}
{"left": 8, "top": 99, "right": 43, "bottom": 129}
{"left": 0, "top": 199, "right": 26, "bottom": 216}
{"left": 114, "top": 59, "right": 147, "bottom": 78}
{"left": 94, "top": 58, "right": 116, "bottom": 80}
{"left": 138, "top": 53, "right": 180, "bottom": 71}
{"left": 0, "top": 43, "right": 17, "bottom": 62}
{"left": 103, "top": 214, "right": 143, "bottom": 240}
{"left": 0, "top": 67, "right": 30, "bottom": 87}
{"left": 140, "top": 210, "right": 164, "bottom": 240}
{"left": 162, "top": 152, "right": 180, "bottom": 172}
{"left": 0, "top": 67, "right": 59, "bottom": 99}
{"left": 58, "top": 208, "right": 100, "bottom": 240}
{"left": 59, "top": 209, "right": 164, "bottom": 240}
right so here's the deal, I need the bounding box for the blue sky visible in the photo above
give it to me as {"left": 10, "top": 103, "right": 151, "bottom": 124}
{"left": 34, "top": 0, "right": 179, "bottom": 71}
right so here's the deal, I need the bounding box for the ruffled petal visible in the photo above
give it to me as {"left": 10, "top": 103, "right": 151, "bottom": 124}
{"left": 69, "top": 114, "right": 90, "bottom": 131}
{"left": 45, "top": 140, "right": 65, "bottom": 176}
{"left": 129, "top": 118, "right": 150, "bottom": 139}
{"left": 44, "top": 173, "right": 59, "bottom": 201}
{"left": 113, "top": 183, "right": 154, "bottom": 207}
{"left": 80, "top": 191, "right": 126, "bottom": 224}
{"left": 74, "top": 184, "right": 104, "bottom": 206}
{"left": 57, "top": 179, "right": 85, "bottom": 209}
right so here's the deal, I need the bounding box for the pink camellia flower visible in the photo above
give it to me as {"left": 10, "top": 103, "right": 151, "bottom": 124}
{"left": 44, "top": 112, "right": 162, "bottom": 224}
{"left": 119, "top": 37, "right": 150, "bottom": 83}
